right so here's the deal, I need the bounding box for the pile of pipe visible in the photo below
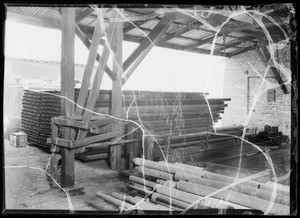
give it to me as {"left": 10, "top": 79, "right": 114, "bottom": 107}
{"left": 123, "top": 91, "right": 231, "bottom": 137}
{"left": 96, "top": 158, "right": 290, "bottom": 215}
{"left": 21, "top": 90, "right": 61, "bottom": 148}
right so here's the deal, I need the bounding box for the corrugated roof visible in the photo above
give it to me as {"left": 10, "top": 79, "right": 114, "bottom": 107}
{"left": 6, "top": 5, "right": 293, "bottom": 57}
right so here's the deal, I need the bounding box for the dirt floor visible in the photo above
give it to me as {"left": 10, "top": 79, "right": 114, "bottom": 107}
{"left": 4, "top": 139, "right": 128, "bottom": 213}
{"left": 4, "top": 138, "right": 291, "bottom": 214}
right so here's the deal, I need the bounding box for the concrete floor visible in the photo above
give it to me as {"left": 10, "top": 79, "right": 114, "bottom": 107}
{"left": 4, "top": 140, "right": 128, "bottom": 213}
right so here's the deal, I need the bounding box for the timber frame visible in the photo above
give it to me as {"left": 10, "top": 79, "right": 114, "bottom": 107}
{"left": 5, "top": 4, "right": 295, "bottom": 187}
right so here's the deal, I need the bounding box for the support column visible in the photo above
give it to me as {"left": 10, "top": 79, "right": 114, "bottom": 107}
{"left": 110, "top": 9, "right": 124, "bottom": 171}
{"left": 60, "top": 7, "right": 76, "bottom": 188}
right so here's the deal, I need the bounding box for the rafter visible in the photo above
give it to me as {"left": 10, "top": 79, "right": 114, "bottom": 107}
{"left": 213, "top": 36, "right": 254, "bottom": 53}
{"left": 123, "top": 34, "right": 226, "bottom": 57}
{"left": 75, "top": 7, "right": 94, "bottom": 23}
{"left": 227, "top": 43, "right": 260, "bottom": 57}
{"left": 184, "top": 35, "right": 215, "bottom": 50}
{"left": 158, "top": 20, "right": 198, "bottom": 44}
{"left": 123, "top": 19, "right": 151, "bottom": 33}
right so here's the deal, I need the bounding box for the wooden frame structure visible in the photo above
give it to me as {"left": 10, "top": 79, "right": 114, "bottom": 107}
{"left": 6, "top": 4, "right": 294, "bottom": 187}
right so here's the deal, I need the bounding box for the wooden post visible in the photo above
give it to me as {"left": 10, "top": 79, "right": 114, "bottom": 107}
{"left": 50, "top": 117, "right": 60, "bottom": 187}
{"left": 60, "top": 7, "right": 76, "bottom": 188}
{"left": 144, "top": 135, "right": 154, "bottom": 160}
{"left": 110, "top": 9, "right": 124, "bottom": 171}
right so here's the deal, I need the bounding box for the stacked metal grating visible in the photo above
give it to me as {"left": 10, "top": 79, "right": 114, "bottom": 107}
{"left": 21, "top": 90, "right": 61, "bottom": 148}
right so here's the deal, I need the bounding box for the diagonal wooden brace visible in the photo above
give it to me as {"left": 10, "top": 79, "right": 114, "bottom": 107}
{"left": 122, "top": 13, "right": 176, "bottom": 84}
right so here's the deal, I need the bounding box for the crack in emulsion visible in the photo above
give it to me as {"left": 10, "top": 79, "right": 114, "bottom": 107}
{"left": 7, "top": 4, "right": 293, "bottom": 215}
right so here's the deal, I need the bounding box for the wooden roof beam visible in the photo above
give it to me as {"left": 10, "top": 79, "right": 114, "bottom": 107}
{"left": 184, "top": 35, "right": 215, "bottom": 50}
{"left": 158, "top": 20, "right": 198, "bottom": 44}
{"left": 123, "top": 19, "right": 151, "bottom": 33}
{"left": 220, "top": 21, "right": 282, "bottom": 34}
{"left": 213, "top": 36, "right": 254, "bottom": 53}
{"left": 227, "top": 43, "right": 260, "bottom": 57}
{"left": 122, "top": 13, "right": 175, "bottom": 84}
{"left": 123, "top": 34, "right": 226, "bottom": 57}
{"left": 75, "top": 7, "right": 94, "bottom": 23}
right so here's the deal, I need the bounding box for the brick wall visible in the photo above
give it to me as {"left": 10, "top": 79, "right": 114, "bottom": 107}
{"left": 222, "top": 44, "right": 291, "bottom": 138}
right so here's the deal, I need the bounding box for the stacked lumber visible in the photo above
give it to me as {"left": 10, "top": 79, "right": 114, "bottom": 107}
{"left": 96, "top": 158, "right": 290, "bottom": 214}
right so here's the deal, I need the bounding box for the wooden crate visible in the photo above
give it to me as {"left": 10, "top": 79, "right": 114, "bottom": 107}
{"left": 10, "top": 132, "right": 27, "bottom": 147}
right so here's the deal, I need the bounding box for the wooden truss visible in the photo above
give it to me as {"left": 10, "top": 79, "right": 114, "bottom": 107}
{"left": 51, "top": 8, "right": 179, "bottom": 187}
{"left": 50, "top": 6, "right": 290, "bottom": 187}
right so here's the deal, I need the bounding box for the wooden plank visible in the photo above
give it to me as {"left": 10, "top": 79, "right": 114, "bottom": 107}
{"left": 50, "top": 117, "right": 60, "bottom": 153}
{"left": 75, "top": 18, "right": 102, "bottom": 116}
{"left": 53, "top": 117, "right": 89, "bottom": 129}
{"left": 60, "top": 7, "right": 76, "bottom": 188}
{"left": 89, "top": 122, "right": 117, "bottom": 134}
{"left": 61, "top": 148, "right": 75, "bottom": 187}
{"left": 52, "top": 138, "right": 75, "bottom": 148}
{"left": 77, "top": 130, "right": 123, "bottom": 148}
{"left": 53, "top": 130, "right": 123, "bottom": 149}
{"left": 122, "top": 13, "right": 175, "bottom": 84}
{"left": 184, "top": 35, "right": 215, "bottom": 50}
{"left": 126, "top": 126, "right": 135, "bottom": 170}
{"left": 88, "top": 118, "right": 117, "bottom": 128}
{"left": 67, "top": 115, "right": 109, "bottom": 121}
{"left": 158, "top": 25, "right": 191, "bottom": 44}
{"left": 85, "top": 139, "right": 140, "bottom": 149}
{"left": 110, "top": 9, "right": 124, "bottom": 171}
{"left": 50, "top": 117, "right": 59, "bottom": 187}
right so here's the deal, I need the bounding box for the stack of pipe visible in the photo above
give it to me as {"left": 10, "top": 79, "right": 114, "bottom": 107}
{"left": 125, "top": 158, "right": 289, "bottom": 214}
{"left": 123, "top": 91, "right": 230, "bottom": 136}
{"left": 156, "top": 125, "right": 244, "bottom": 150}
{"left": 21, "top": 90, "right": 61, "bottom": 148}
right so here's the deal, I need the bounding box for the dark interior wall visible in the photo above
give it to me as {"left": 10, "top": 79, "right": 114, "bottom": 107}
{"left": 221, "top": 44, "right": 291, "bottom": 138}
